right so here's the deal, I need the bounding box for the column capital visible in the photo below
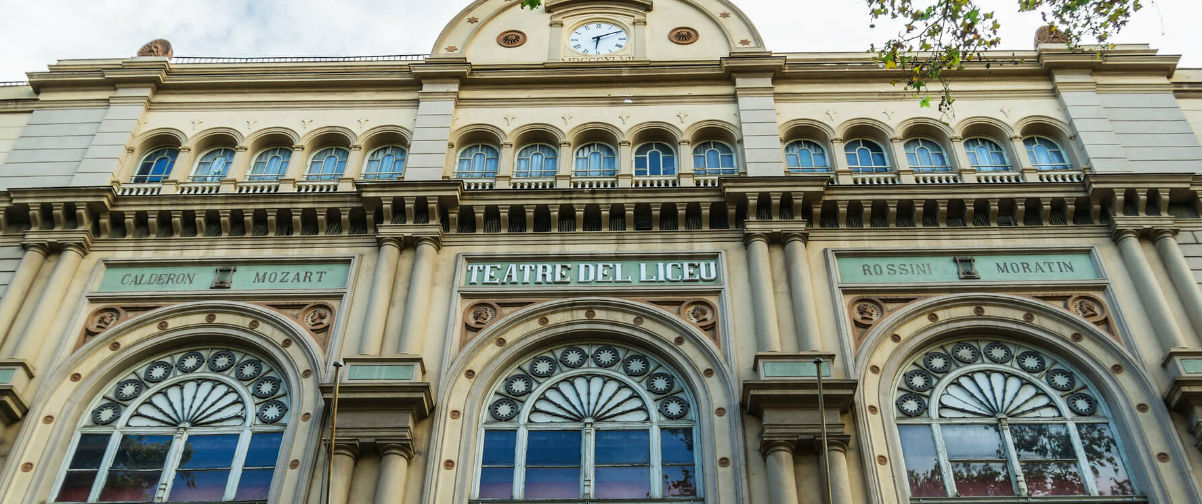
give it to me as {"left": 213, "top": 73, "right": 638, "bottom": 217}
{"left": 331, "top": 441, "right": 360, "bottom": 459}
{"left": 377, "top": 440, "right": 416, "bottom": 460}
{"left": 762, "top": 440, "right": 796, "bottom": 456}
{"left": 377, "top": 236, "right": 404, "bottom": 249}
{"left": 1150, "top": 228, "right": 1179, "bottom": 241}
{"left": 743, "top": 233, "right": 769, "bottom": 247}
{"left": 23, "top": 230, "right": 93, "bottom": 255}
{"left": 1111, "top": 228, "right": 1140, "bottom": 243}
{"left": 783, "top": 232, "right": 809, "bottom": 245}
{"left": 412, "top": 234, "right": 442, "bottom": 251}
{"left": 19, "top": 241, "right": 50, "bottom": 256}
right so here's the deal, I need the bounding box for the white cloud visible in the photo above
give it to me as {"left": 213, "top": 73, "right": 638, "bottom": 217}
{"left": 0, "top": 0, "right": 1197, "bottom": 82}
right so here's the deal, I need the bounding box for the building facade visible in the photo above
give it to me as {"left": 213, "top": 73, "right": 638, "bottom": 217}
{"left": 0, "top": 0, "right": 1201, "bottom": 502}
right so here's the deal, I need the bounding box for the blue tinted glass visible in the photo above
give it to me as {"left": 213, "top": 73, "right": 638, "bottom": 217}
{"left": 943, "top": 425, "right": 1005, "bottom": 459}
{"left": 661, "top": 429, "right": 695, "bottom": 464}
{"left": 57, "top": 470, "right": 99, "bottom": 502}
{"left": 244, "top": 433, "right": 283, "bottom": 468}
{"left": 524, "top": 468, "right": 579, "bottom": 499}
{"left": 662, "top": 465, "right": 699, "bottom": 496}
{"left": 596, "top": 467, "right": 650, "bottom": 498}
{"left": 100, "top": 470, "right": 162, "bottom": 502}
{"left": 234, "top": 469, "right": 275, "bottom": 501}
{"left": 177, "top": 435, "right": 237, "bottom": 469}
{"left": 479, "top": 468, "right": 514, "bottom": 499}
{"left": 526, "top": 431, "right": 580, "bottom": 466}
{"left": 595, "top": 430, "right": 649, "bottom": 465}
{"left": 169, "top": 470, "right": 230, "bottom": 501}
{"left": 70, "top": 434, "right": 111, "bottom": 469}
{"left": 482, "top": 430, "right": 516, "bottom": 466}
{"left": 111, "top": 435, "right": 172, "bottom": 469}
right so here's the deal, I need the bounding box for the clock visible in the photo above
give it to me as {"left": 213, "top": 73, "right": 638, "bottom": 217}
{"left": 569, "top": 22, "right": 628, "bottom": 55}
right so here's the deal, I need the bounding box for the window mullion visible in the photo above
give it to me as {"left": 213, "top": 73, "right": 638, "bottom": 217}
{"left": 650, "top": 427, "right": 663, "bottom": 498}
{"left": 1066, "top": 420, "right": 1100, "bottom": 496}
{"left": 582, "top": 425, "right": 595, "bottom": 499}
{"left": 155, "top": 429, "right": 190, "bottom": 502}
{"left": 87, "top": 432, "right": 122, "bottom": 503}
{"left": 224, "top": 429, "right": 254, "bottom": 501}
{"left": 930, "top": 422, "right": 956, "bottom": 497}
{"left": 997, "top": 419, "right": 1027, "bottom": 497}
{"left": 513, "top": 427, "right": 528, "bottom": 500}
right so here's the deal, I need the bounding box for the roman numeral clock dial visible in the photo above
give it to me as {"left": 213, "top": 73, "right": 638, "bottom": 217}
{"left": 569, "top": 22, "right": 627, "bottom": 56}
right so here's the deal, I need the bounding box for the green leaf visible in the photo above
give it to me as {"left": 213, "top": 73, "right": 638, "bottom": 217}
{"left": 920, "top": 96, "right": 932, "bottom": 108}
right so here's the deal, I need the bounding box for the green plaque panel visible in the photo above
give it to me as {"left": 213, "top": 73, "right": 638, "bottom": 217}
{"left": 462, "top": 258, "right": 721, "bottom": 287}
{"left": 0, "top": 368, "right": 15, "bottom": 384}
{"left": 99, "top": 262, "right": 350, "bottom": 292}
{"left": 837, "top": 253, "right": 1100, "bottom": 284}
{"left": 1182, "top": 359, "right": 1202, "bottom": 375}
{"left": 762, "top": 361, "right": 832, "bottom": 378}
{"left": 347, "top": 364, "right": 415, "bottom": 381}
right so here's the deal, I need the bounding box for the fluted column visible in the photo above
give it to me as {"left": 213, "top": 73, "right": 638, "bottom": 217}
{"left": 0, "top": 243, "right": 48, "bottom": 348}
{"left": 359, "top": 237, "right": 403, "bottom": 354}
{"left": 1153, "top": 229, "right": 1202, "bottom": 346}
{"left": 329, "top": 442, "right": 359, "bottom": 504}
{"left": 11, "top": 242, "right": 87, "bottom": 366}
{"left": 1114, "top": 229, "right": 1189, "bottom": 351}
{"left": 763, "top": 442, "right": 799, "bottom": 504}
{"left": 823, "top": 440, "right": 854, "bottom": 504}
{"left": 783, "top": 234, "right": 821, "bottom": 351}
{"left": 745, "top": 234, "right": 782, "bottom": 352}
{"left": 399, "top": 236, "right": 439, "bottom": 355}
{"left": 375, "top": 442, "right": 413, "bottom": 504}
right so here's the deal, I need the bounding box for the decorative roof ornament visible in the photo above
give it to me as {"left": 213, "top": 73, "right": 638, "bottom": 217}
{"left": 137, "top": 38, "right": 174, "bottom": 58}
{"left": 1034, "top": 24, "right": 1070, "bottom": 47}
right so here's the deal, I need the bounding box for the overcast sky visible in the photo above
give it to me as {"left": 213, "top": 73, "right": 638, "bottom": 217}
{"left": 0, "top": 0, "right": 1197, "bottom": 82}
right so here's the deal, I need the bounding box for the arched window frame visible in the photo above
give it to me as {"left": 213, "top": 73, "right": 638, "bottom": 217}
{"left": 456, "top": 144, "right": 500, "bottom": 179}
{"left": 784, "top": 140, "right": 831, "bottom": 173}
{"left": 52, "top": 347, "right": 290, "bottom": 503}
{"left": 964, "top": 138, "right": 1013, "bottom": 172}
{"left": 691, "top": 141, "right": 737, "bottom": 176}
{"left": 573, "top": 143, "right": 618, "bottom": 178}
{"left": 633, "top": 142, "right": 677, "bottom": 177}
{"left": 514, "top": 144, "right": 559, "bottom": 178}
{"left": 132, "top": 148, "right": 180, "bottom": 183}
{"left": 904, "top": 138, "right": 952, "bottom": 173}
{"left": 1023, "top": 136, "right": 1072, "bottom": 171}
{"left": 894, "top": 338, "right": 1137, "bottom": 499}
{"left": 190, "top": 148, "right": 236, "bottom": 183}
{"left": 843, "top": 139, "right": 890, "bottom": 173}
{"left": 304, "top": 147, "right": 349, "bottom": 181}
{"left": 361, "top": 145, "right": 408, "bottom": 180}
{"left": 247, "top": 148, "right": 292, "bottom": 182}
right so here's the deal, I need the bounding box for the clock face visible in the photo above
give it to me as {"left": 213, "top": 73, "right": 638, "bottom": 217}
{"left": 570, "top": 22, "right": 628, "bottom": 55}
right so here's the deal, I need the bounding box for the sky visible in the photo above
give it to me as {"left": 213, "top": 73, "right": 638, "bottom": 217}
{"left": 0, "top": 0, "right": 1198, "bottom": 82}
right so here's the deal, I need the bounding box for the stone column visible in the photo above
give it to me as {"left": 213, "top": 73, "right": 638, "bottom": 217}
{"left": 1153, "top": 229, "right": 1202, "bottom": 345}
{"left": 495, "top": 142, "right": 515, "bottom": 189}
{"left": 617, "top": 140, "right": 633, "bottom": 187}
{"left": 359, "top": 237, "right": 403, "bottom": 355}
{"left": 745, "top": 234, "right": 782, "bottom": 352}
{"left": 783, "top": 234, "right": 822, "bottom": 351}
{"left": 399, "top": 236, "right": 440, "bottom": 355}
{"left": 285, "top": 145, "right": 307, "bottom": 180}
{"left": 11, "top": 242, "right": 87, "bottom": 366}
{"left": 764, "top": 442, "right": 799, "bottom": 504}
{"left": 1114, "top": 229, "right": 1189, "bottom": 351}
{"left": 329, "top": 442, "right": 359, "bottom": 504}
{"left": 823, "top": 440, "right": 854, "bottom": 504}
{"left": 0, "top": 243, "right": 48, "bottom": 347}
{"left": 375, "top": 442, "right": 413, "bottom": 504}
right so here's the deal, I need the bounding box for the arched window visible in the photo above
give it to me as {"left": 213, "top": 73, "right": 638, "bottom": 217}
{"left": 54, "top": 347, "right": 290, "bottom": 503}
{"left": 132, "top": 148, "right": 179, "bottom": 183}
{"left": 843, "top": 139, "right": 889, "bottom": 173}
{"left": 247, "top": 148, "right": 292, "bottom": 181}
{"left": 305, "top": 147, "right": 349, "bottom": 181}
{"left": 191, "top": 148, "right": 236, "bottom": 182}
{"left": 784, "top": 140, "right": 830, "bottom": 172}
{"left": 362, "top": 146, "right": 407, "bottom": 180}
{"left": 904, "top": 139, "right": 951, "bottom": 172}
{"left": 478, "top": 343, "right": 700, "bottom": 501}
{"left": 574, "top": 143, "right": 617, "bottom": 178}
{"left": 1024, "top": 136, "right": 1072, "bottom": 171}
{"left": 895, "top": 338, "right": 1135, "bottom": 498}
{"left": 515, "top": 144, "right": 558, "bottom": 178}
{"left": 634, "top": 142, "right": 677, "bottom": 177}
{"left": 964, "top": 138, "right": 1012, "bottom": 172}
{"left": 692, "top": 141, "right": 736, "bottom": 175}
{"left": 456, "top": 145, "right": 500, "bottom": 179}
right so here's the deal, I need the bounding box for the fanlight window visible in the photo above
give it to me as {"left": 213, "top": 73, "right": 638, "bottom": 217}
{"left": 478, "top": 343, "right": 700, "bottom": 502}
{"left": 904, "top": 139, "right": 951, "bottom": 172}
{"left": 305, "top": 147, "right": 349, "bottom": 181}
{"left": 843, "top": 139, "right": 889, "bottom": 173}
{"left": 964, "top": 138, "right": 1012, "bottom": 172}
{"left": 191, "top": 148, "right": 235, "bottom": 182}
{"left": 573, "top": 143, "right": 617, "bottom": 178}
{"left": 515, "top": 144, "right": 558, "bottom": 178}
{"left": 362, "top": 146, "right": 407, "bottom": 180}
{"left": 894, "top": 338, "right": 1135, "bottom": 499}
{"left": 54, "top": 347, "right": 289, "bottom": 503}
{"left": 634, "top": 142, "right": 677, "bottom": 177}
{"left": 1024, "top": 136, "right": 1072, "bottom": 171}
{"left": 692, "top": 141, "right": 736, "bottom": 176}
{"left": 132, "top": 148, "right": 180, "bottom": 183}
{"left": 247, "top": 148, "right": 292, "bottom": 181}
{"left": 456, "top": 145, "right": 500, "bottom": 179}
{"left": 784, "top": 140, "right": 830, "bottom": 172}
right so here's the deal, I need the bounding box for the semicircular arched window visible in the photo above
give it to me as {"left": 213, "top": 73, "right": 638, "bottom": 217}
{"left": 784, "top": 140, "right": 830, "bottom": 173}
{"left": 478, "top": 343, "right": 700, "bottom": 502}
{"left": 456, "top": 144, "right": 500, "bottom": 179}
{"left": 904, "top": 139, "right": 951, "bottom": 173}
{"left": 132, "top": 147, "right": 180, "bottom": 183}
{"left": 894, "top": 338, "right": 1135, "bottom": 499}
{"left": 515, "top": 144, "right": 559, "bottom": 178}
{"left": 54, "top": 347, "right": 290, "bottom": 503}
{"left": 305, "top": 147, "right": 349, "bottom": 181}
{"left": 634, "top": 142, "right": 677, "bottom": 177}
{"left": 573, "top": 143, "right": 617, "bottom": 178}
{"left": 843, "top": 139, "right": 890, "bottom": 173}
{"left": 692, "top": 141, "right": 737, "bottom": 176}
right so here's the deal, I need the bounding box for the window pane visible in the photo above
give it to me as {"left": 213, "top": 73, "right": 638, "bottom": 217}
{"left": 898, "top": 425, "right": 945, "bottom": 497}
{"left": 662, "top": 465, "right": 699, "bottom": 497}
{"left": 110, "top": 435, "right": 172, "bottom": 469}
{"left": 482, "top": 430, "right": 516, "bottom": 466}
{"left": 942, "top": 425, "right": 1005, "bottom": 459}
{"left": 524, "top": 468, "right": 579, "bottom": 499}
{"left": 169, "top": 470, "right": 230, "bottom": 501}
{"left": 69, "top": 434, "right": 111, "bottom": 469}
{"left": 595, "top": 430, "right": 649, "bottom": 465}
{"left": 1010, "top": 424, "right": 1074, "bottom": 460}
{"left": 1021, "top": 461, "right": 1086, "bottom": 496}
{"left": 1077, "top": 424, "right": 1136, "bottom": 496}
{"left": 950, "top": 462, "right": 1014, "bottom": 496}
{"left": 244, "top": 432, "right": 283, "bottom": 468}
{"left": 234, "top": 468, "right": 275, "bottom": 501}
{"left": 57, "top": 471, "right": 99, "bottom": 502}
{"left": 526, "top": 431, "right": 580, "bottom": 466}
{"left": 177, "top": 434, "right": 238, "bottom": 469}
{"left": 99, "top": 470, "right": 163, "bottom": 502}
{"left": 596, "top": 467, "right": 649, "bottom": 499}
{"left": 660, "top": 428, "right": 695, "bottom": 464}
{"left": 479, "top": 467, "right": 514, "bottom": 499}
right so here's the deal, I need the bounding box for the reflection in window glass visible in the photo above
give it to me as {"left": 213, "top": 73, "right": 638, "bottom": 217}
{"left": 235, "top": 433, "right": 283, "bottom": 501}
{"left": 595, "top": 430, "right": 650, "bottom": 498}
{"left": 58, "top": 434, "right": 111, "bottom": 502}
{"left": 100, "top": 435, "right": 172, "bottom": 502}
{"left": 942, "top": 423, "right": 1013, "bottom": 496}
{"left": 132, "top": 148, "right": 179, "bottom": 183}
{"left": 1010, "top": 424, "right": 1084, "bottom": 496}
{"left": 897, "top": 425, "right": 944, "bottom": 497}
{"left": 525, "top": 431, "right": 581, "bottom": 499}
{"left": 661, "top": 428, "right": 697, "bottom": 497}
{"left": 1077, "top": 424, "right": 1135, "bottom": 496}
{"left": 169, "top": 434, "right": 238, "bottom": 501}
{"left": 479, "top": 430, "right": 516, "bottom": 499}
{"left": 192, "top": 148, "right": 235, "bottom": 182}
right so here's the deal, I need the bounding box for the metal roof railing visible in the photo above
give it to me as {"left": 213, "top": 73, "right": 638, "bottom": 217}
{"left": 171, "top": 54, "right": 428, "bottom": 64}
